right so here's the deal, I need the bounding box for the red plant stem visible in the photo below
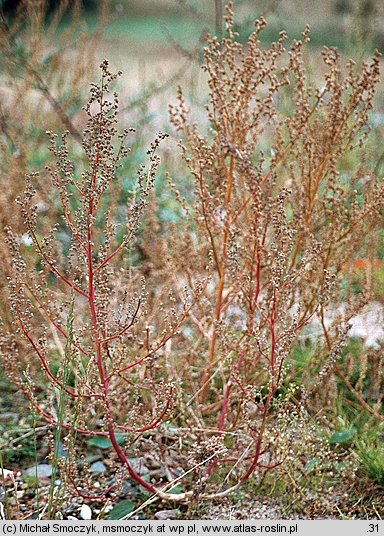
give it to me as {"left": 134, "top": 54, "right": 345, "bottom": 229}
{"left": 53, "top": 173, "right": 88, "bottom": 254}
{"left": 15, "top": 308, "right": 83, "bottom": 399}
{"left": 106, "top": 301, "right": 196, "bottom": 381}
{"left": 12, "top": 374, "right": 109, "bottom": 437}
{"left": 200, "top": 153, "right": 235, "bottom": 397}
{"left": 218, "top": 356, "right": 245, "bottom": 434}
{"left": 234, "top": 90, "right": 327, "bottom": 224}
{"left": 93, "top": 240, "right": 127, "bottom": 274}
{"left": 8, "top": 354, "right": 107, "bottom": 438}
{"left": 67, "top": 474, "right": 116, "bottom": 500}
{"left": 48, "top": 317, "right": 91, "bottom": 359}
{"left": 253, "top": 250, "right": 261, "bottom": 308}
{"left": 100, "top": 299, "right": 141, "bottom": 343}
{"left": 206, "top": 247, "right": 264, "bottom": 477}
{"left": 241, "top": 394, "right": 271, "bottom": 481}
{"left": 241, "top": 290, "right": 278, "bottom": 481}
{"left": 197, "top": 169, "right": 221, "bottom": 275}
{"left": 205, "top": 355, "right": 247, "bottom": 477}
{"left": 107, "top": 354, "right": 149, "bottom": 381}
{"left": 231, "top": 373, "right": 249, "bottom": 396}
{"left": 270, "top": 290, "right": 276, "bottom": 375}
{"left": 25, "top": 286, "right": 91, "bottom": 359}
{"left": 107, "top": 421, "right": 154, "bottom": 492}
{"left": 206, "top": 255, "right": 262, "bottom": 474}
{"left": 219, "top": 450, "right": 268, "bottom": 463}
{"left": 85, "top": 110, "right": 155, "bottom": 494}
{"left": 217, "top": 248, "right": 262, "bottom": 433}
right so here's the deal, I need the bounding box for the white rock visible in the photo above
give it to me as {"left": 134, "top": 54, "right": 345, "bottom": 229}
{"left": 154, "top": 509, "right": 179, "bottom": 520}
{"left": 20, "top": 233, "right": 33, "bottom": 246}
{"left": 90, "top": 461, "right": 106, "bottom": 474}
{"left": 79, "top": 504, "right": 92, "bottom": 520}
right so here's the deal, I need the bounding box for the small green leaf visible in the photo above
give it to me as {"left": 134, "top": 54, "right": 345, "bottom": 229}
{"left": 329, "top": 427, "right": 356, "bottom": 445}
{"left": 162, "top": 423, "right": 179, "bottom": 435}
{"left": 88, "top": 436, "right": 111, "bottom": 449}
{"left": 115, "top": 434, "right": 125, "bottom": 445}
{"left": 224, "top": 435, "right": 234, "bottom": 449}
{"left": 107, "top": 500, "right": 135, "bottom": 520}
{"left": 88, "top": 434, "right": 125, "bottom": 449}
{"left": 304, "top": 458, "right": 320, "bottom": 473}
{"left": 168, "top": 485, "right": 184, "bottom": 495}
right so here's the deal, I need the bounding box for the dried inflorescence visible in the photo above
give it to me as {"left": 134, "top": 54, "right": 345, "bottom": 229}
{"left": 1, "top": 60, "right": 206, "bottom": 501}
{"left": 169, "top": 2, "right": 383, "bottom": 487}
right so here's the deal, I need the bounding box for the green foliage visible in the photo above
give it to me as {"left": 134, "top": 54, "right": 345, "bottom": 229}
{"left": 107, "top": 500, "right": 135, "bottom": 520}
{"left": 87, "top": 434, "right": 125, "bottom": 449}
{"left": 354, "top": 422, "right": 384, "bottom": 484}
{"left": 329, "top": 427, "right": 356, "bottom": 446}
{"left": 356, "top": 444, "right": 384, "bottom": 484}
{"left": 1, "top": 433, "right": 37, "bottom": 466}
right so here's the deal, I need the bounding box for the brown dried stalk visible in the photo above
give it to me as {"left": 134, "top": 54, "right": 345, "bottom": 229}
{"left": 169, "top": 2, "right": 383, "bottom": 485}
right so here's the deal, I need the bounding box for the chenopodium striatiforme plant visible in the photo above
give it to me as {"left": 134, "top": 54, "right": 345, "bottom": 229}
{"left": 2, "top": 61, "right": 207, "bottom": 501}
{"left": 169, "top": 3, "right": 383, "bottom": 486}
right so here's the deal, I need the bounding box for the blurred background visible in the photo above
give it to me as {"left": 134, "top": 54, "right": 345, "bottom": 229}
{"left": 2, "top": 0, "right": 384, "bottom": 117}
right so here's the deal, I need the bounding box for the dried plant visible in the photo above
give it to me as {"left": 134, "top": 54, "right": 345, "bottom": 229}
{"left": 1, "top": 61, "right": 205, "bottom": 503}
{"left": 2, "top": 1, "right": 384, "bottom": 510}
{"left": 169, "top": 2, "right": 383, "bottom": 487}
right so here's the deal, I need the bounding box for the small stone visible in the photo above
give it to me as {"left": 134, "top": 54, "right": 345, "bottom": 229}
{"left": 0, "top": 412, "right": 18, "bottom": 424}
{"left": 127, "top": 458, "right": 149, "bottom": 475}
{"left": 79, "top": 504, "right": 92, "bottom": 520}
{"left": 154, "top": 510, "right": 179, "bottom": 520}
{"left": 90, "top": 461, "right": 106, "bottom": 474}
{"left": 23, "top": 465, "right": 52, "bottom": 478}
{"left": 86, "top": 454, "right": 102, "bottom": 464}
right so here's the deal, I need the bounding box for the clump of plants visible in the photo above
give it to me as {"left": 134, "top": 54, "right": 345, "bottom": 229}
{"left": 1, "top": 60, "right": 206, "bottom": 505}
{"left": 1, "top": 1, "right": 383, "bottom": 516}
{"left": 168, "top": 0, "right": 383, "bottom": 486}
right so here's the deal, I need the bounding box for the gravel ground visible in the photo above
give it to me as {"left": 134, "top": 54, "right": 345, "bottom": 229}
{"left": 201, "top": 497, "right": 285, "bottom": 520}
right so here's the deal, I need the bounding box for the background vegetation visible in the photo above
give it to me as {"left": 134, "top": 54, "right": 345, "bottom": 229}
{"left": 0, "top": 0, "right": 383, "bottom": 521}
